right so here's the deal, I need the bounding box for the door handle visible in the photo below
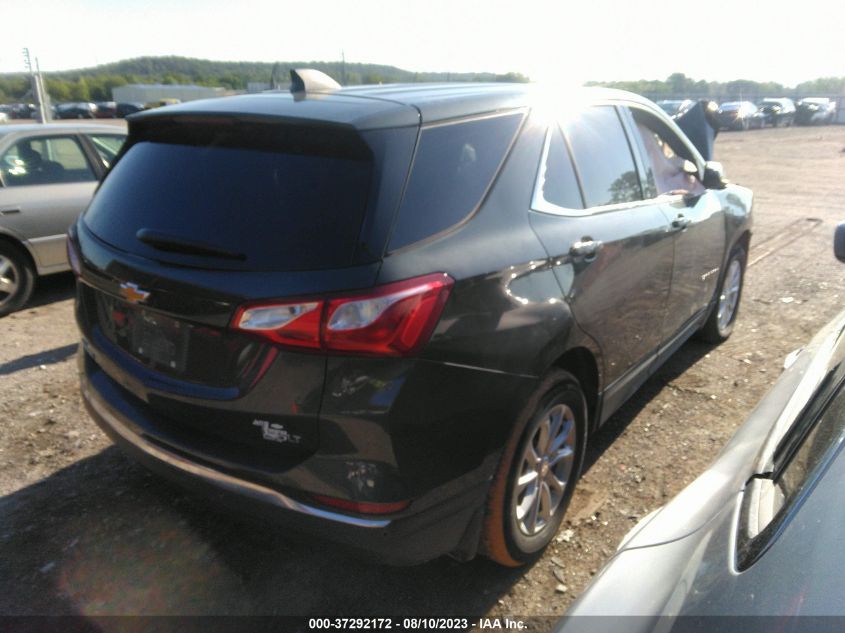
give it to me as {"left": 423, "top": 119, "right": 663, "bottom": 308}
{"left": 671, "top": 215, "right": 691, "bottom": 230}
{"left": 0, "top": 208, "right": 21, "bottom": 216}
{"left": 570, "top": 239, "right": 601, "bottom": 259}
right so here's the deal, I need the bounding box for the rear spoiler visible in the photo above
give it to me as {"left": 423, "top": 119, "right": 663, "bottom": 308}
{"left": 674, "top": 100, "right": 719, "bottom": 162}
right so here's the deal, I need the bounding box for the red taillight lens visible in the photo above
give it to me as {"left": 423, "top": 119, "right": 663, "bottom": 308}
{"left": 66, "top": 236, "right": 81, "bottom": 276}
{"left": 324, "top": 273, "right": 453, "bottom": 356}
{"left": 311, "top": 494, "right": 410, "bottom": 515}
{"left": 231, "top": 273, "right": 453, "bottom": 356}
{"left": 233, "top": 300, "right": 322, "bottom": 349}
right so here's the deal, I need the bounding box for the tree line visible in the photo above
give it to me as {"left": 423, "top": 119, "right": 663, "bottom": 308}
{"left": 2, "top": 60, "right": 843, "bottom": 104}
{"left": 0, "top": 56, "right": 529, "bottom": 103}
{"left": 586, "top": 72, "right": 845, "bottom": 99}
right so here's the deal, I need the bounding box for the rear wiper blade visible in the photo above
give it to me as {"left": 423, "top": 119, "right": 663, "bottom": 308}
{"left": 136, "top": 228, "right": 246, "bottom": 261}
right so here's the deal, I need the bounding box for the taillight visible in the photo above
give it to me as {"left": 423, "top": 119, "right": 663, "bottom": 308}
{"left": 231, "top": 273, "right": 454, "bottom": 357}
{"left": 234, "top": 301, "right": 322, "bottom": 349}
{"left": 66, "top": 236, "right": 81, "bottom": 276}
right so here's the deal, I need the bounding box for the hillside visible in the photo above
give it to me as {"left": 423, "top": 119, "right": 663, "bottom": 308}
{"left": 0, "top": 56, "right": 529, "bottom": 103}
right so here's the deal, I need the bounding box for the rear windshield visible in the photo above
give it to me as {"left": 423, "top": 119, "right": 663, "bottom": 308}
{"left": 84, "top": 140, "right": 372, "bottom": 271}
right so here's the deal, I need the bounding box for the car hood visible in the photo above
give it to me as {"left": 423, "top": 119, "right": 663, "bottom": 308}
{"left": 561, "top": 309, "right": 845, "bottom": 622}
{"left": 621, "top": 309, "right": 845, "bottom": 549}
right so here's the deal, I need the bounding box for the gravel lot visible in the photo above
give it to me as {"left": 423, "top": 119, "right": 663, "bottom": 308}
{"left": 1, "top": 124, "right": 844, "bottom": 624}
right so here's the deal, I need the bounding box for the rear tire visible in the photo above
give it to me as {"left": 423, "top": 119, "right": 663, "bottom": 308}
{"left": 482, "top": 370, "right": 587, "bottom": 566}
{"left": 698, "top": 245, "right": 746, "bottom": 343}
{"left": 0, "top": 241, "right": 36, "bottom": 317}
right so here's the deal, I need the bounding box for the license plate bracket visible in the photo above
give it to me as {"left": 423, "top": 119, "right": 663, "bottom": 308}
{"left": 129, "top": 311, "right": 190, "bottom": 372}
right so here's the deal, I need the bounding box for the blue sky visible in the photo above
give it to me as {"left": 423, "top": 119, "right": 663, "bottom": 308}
{"left": 6, "top": 0, "right": 843, "bottom": 86}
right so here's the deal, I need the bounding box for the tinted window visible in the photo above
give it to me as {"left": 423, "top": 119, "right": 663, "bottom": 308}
{"left": 564, "top": 107, "right": 641, "bottom": 207}
{"left": 84, "top": 141, "right": 372, "bottom": 271}
{"left": 540, "top": 127, "right": 584, "bottom": 210}
{"left": 1, "top": 136, "right": 96, "bottom": 186}
{"left": 389, "top": 113, "right": 522, "bottom": 250}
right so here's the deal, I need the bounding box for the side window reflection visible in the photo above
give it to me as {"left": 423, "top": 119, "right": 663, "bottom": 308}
{"left": 564, "top": 106, "right": 642, "bottom": 208}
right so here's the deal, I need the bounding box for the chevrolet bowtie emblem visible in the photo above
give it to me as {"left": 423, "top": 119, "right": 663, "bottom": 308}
{"left": 119, "top": 282, "right": 151, "bottom": 304}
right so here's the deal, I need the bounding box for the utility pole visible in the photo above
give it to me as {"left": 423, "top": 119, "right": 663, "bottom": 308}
{"left": 35, "top": 58, "right": 50, "bottom": 122}
{"left": 22, "top": 48, "right": 49, "bottom": 123}
{"left": 341, "top": 50, "right": 347, "bottom": 86}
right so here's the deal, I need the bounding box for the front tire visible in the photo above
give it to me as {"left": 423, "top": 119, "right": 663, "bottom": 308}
{"left": 482, "top": 370, "right": 587, "bottom": 566}
{"left": 0, "top": 242, "right": 36, "bottom": 317}
{"left": 698, "top": 245, "right": 746, "bottom": 343}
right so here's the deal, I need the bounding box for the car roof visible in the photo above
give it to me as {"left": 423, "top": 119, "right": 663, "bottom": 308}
{"left": 0, "top": 123, "right": 126, "bottom": 139}
{"left": 128, "top": 83, "right": 663, "bottom": 130}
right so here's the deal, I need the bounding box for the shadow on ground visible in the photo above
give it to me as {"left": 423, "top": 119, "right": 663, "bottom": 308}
{"left": 28, "top": 272, "right": 76, "bottom": 310}
{"left": 0, "top": 343, "right": 78, "bottom": 376}
{"left": 0, "top": 447, "right": 525, "bottom": 617}
{"left": 583, "top": 339, "right": 714, "bottom": 473}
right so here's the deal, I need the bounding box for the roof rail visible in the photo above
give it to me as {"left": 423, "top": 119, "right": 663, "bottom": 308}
{"left": 289, "top": 69, "right": 342, "bottom": 94}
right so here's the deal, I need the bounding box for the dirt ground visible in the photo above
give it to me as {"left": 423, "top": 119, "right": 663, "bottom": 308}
{"left": 1, "top": 124, "right": 844, "bottom": 625}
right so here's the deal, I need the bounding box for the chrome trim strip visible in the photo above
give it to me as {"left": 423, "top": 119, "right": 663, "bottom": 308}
{"left": 82, "top": 381, "right": 391, "bottom": 529}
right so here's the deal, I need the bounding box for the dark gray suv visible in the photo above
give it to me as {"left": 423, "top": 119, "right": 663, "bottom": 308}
{"left": 70, "top": 74, "right": 752, "bottom": 565}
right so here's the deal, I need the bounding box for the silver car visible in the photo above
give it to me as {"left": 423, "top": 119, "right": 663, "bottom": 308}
{"left": 0, "top": 123, "right": 126, "bottom": 315}
{"left": 561, "top": 268, "right": 845, "bottom": 626}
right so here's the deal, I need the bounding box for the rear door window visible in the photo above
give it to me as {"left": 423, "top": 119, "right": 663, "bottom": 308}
{"left": 1, "top": 135, "right": 96, "bottom": 186}
{"left": 564, "top": 106, "right": 642, "bottom": 208}
{"left": 388, "top": 112, "right": 523, "bottom": 250}
{"left": 83, "top": 141, "right": 372, "bottom": 271}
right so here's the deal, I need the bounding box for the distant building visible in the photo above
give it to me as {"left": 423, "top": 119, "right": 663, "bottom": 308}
{"left": 112, "top": 84, "right": 226, "bottom": 103}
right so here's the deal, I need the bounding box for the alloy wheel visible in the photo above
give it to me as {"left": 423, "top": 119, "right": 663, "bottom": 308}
{"left": 717, "top": 258, "right": 742, "bottom": 334}
{"left": 513, "top": 403, "right": 577, "bottom": 536}
{"left": 0, "top": 254, "right": 20, "bottom": 307}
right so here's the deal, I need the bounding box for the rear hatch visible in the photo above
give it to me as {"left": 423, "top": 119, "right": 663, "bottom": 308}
{"left": 75, "top": 110, "right": 417, "bottom": 467}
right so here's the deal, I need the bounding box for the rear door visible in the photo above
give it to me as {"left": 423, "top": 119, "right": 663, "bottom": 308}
{"left": 528, "top": 105, "right": 675, "bottom": 417}
{"left": 0, "top": 133, "right": 99, "bottom": 270}
{"left": 624, "top": 106, "right": 726, "bottom": 343}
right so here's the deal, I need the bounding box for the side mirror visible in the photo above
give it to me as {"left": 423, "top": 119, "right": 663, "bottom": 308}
{"left": 703, "top": 161, "right": 728, "bottom": 189}
{"left": 834, "top": 222, "right": 845, "bottom": 262}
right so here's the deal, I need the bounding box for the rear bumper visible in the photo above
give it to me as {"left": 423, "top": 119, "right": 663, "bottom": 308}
{"left": 78, "top": 341, "right": 526, "bottom": 563}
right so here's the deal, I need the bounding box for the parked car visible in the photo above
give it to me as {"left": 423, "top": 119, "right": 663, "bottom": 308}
{"left": 0, "top": 110, "right": 7, "bottom": 124}
{"left": 144, "top": 98, "right": 181, "bottom": 109}
{"left": 94, "top": 101, "right": 117, "bottom": 118}
{"left": 0, "top": 124, "right": 127, "bottom": 316}
{"left": 715, "top": 101, "right": 763, "bottom": 130}
{"left": 116, "top": 102, "right": 146, "bottom": 118}
{"left": 10, "top": 103, "right": 36, "bottom": 119}
{"left": 70, "top": 72, "right": 752, "bottom": 565}
{"left": 756, "top": 97, "right": 796, "bottom": 127}
{"left": 56, "top": 102, "right": 98, "bottom": 119}
{"left": 796, "top": 97, "right": 837, "bottom": 125}
{"left": 655, "top": 99, "right": 695, "bottom": 118}
{"left": 561, "top": 230, "right": 845, "bottom": 622}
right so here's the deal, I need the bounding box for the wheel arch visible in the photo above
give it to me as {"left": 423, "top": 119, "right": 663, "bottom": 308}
{"left": 552, "top": 346, "right": 601, "bottom": 432}
{"left": 0, "top": 231, "right": 38, "bottom": 273}
{"left": 733, "top": 229, "right": 751, "bottom": 257}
